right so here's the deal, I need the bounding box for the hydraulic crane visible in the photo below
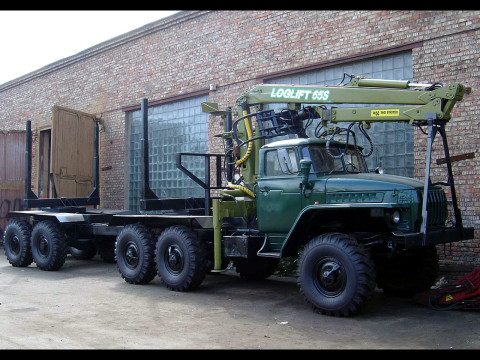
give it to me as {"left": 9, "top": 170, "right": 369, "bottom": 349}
{"left": 203, "top": 74, "right": 474, "bottom": 315}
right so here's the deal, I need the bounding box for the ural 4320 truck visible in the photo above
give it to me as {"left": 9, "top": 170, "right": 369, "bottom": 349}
{"left": 3, "top": 75, "right": 474, "bottom": 316}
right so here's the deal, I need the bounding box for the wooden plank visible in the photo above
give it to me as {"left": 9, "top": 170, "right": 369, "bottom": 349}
{"left": 436, "top": 152, "right": 475, "bottom": 165}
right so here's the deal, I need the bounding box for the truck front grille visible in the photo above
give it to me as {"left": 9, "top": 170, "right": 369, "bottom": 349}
{"left": 417, "top": 189, "right": 448, "bottom": 228}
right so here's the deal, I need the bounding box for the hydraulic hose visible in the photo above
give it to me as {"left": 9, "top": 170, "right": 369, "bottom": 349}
{"left": 227, "top": 182, "right": 255, "bottom": 198}
{"left": 235, "top": 109, "right": 253, "bottom": 166}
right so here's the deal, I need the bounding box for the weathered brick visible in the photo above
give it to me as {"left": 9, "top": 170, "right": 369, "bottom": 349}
{"left": 0, "top": 10, "right": 479, "bottom": 270}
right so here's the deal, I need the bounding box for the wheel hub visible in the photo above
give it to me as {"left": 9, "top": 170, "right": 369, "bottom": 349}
{"left": 125, "top": 243, "right": 139, "bottom": 269}
{"left": 315, "top": 258, "right": 346, "bottom": 296}
{"left": 38, "top": 235, "right": 49, "bottom": 258}
{"left": 9, "top": 235, "right": 20, "bottom": 254}
{"left": 166, "top": 245, "right": 184, "bottom": 274}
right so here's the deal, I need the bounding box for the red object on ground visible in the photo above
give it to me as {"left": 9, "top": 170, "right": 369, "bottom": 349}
{"left": 428, "top": 267, "right": 480, "bottom": 310}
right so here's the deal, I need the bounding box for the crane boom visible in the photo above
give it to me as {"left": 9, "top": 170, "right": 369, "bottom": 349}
{"left": 234, "top": 76, "right": 466, "bottom": 125}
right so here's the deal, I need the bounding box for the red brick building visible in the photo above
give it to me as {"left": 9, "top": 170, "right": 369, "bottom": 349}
{"left": 0, "top": 10, "right": 479, "bottom": 273}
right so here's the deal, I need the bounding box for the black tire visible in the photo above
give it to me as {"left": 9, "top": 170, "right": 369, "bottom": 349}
{"left": 3, "top": 220, "right": 33, "bottom": 267}
{"left": 31, "top": 221, "right": 68, "bottom": 271}
{"left": 233, "top": 257, "right": 279, "bottom": 280}
{"left": 297, "top": 233, "right": 376, "bottom": 317}
{"left": 376, "top": 246, "right": 439, "bottom": 297}
{"left": 115, "top": 224, "right": 156, "bottom": 284}
{"left": 155, "top": 226, "right": 207, "bottom": 291}
{"left": 69, "top": 242, "right": 97, "bottom": 260}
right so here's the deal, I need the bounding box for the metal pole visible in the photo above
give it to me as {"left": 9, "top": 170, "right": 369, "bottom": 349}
{"left": 141, "top": 98, "right": 149, "bottom": 201}
{"left": 225, "top": 107, "right": 234, "bottom": 182}
{"left": 24, "top": 120, "right": 32, "bottom": 209}
{"left": 420, "top": 115, "right": 436, "bottom": 245}
{"left": 438, "top": 124, "right": 463, "bottom": 230}
{"left": 204, "top": 155, "right": 210, "bottom": 216}
{"left": 93, "top": 123, "right": 99, "bottom": 189}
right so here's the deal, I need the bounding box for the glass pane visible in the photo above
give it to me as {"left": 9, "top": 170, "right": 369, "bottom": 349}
{"left": 127, "top": 95, "right": 209, "bottom": 212}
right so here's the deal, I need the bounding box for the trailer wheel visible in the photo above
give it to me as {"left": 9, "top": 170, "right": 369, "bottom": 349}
{"left": 31, "top": 221, "right": 68, "bottom": 271}
{"left": 297, "top": 233, "right": 376, "bottom": 317}
{"left": 3, "top": 220, "right": 33, "bottom": 267}
{"left": 115, "top": 224, "right": 156, "bottom": 284}
{"left": 155, "top": 226, "right": 207, "bottom": 291}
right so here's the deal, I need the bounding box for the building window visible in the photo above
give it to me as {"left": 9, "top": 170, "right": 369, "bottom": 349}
{"left": 264, "top": 51, "right": 414, "bottom": 177}
{"left": 127, "top": 95, "right": 209, "bottom": 212}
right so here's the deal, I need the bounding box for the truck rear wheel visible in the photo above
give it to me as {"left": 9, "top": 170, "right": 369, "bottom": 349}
{"left": 297, "top": 233, "right": 376, "bottom": 316}
{"left": 115, "top": 224, "right": 156, "bottom": 284}
{"left": 31, "top": 221, "right": 68, "bottom": 271}
{"left": 155, "top": 226, "right": 207, "bottom": 291}
{"left": 3, "top": 220, "right": 33, "bottom": 267}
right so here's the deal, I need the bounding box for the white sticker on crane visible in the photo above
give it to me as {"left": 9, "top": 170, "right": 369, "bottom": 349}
{"left": 269, "top": 87, "right": 330, "bottom": 102}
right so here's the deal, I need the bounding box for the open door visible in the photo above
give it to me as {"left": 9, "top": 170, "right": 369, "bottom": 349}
{"left": 51, "top": 106, "right": 97, "bottom": 198}
{"left": 0, "top": 130, "right": 25, "bottom": 231}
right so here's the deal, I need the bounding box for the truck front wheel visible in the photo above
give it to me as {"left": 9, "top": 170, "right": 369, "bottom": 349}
{"left": 297, "top": 233, "right": 376, "bottom": 316}
{"left": 155, "top": 226, "right": 207, "bottom": 291}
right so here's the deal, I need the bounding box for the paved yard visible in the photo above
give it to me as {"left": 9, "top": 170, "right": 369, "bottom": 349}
{"left": 0, "top": 252, "right": 479, "bottom": 349}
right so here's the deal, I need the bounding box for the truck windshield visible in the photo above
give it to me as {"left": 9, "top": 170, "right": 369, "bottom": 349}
{"left": 301, "top": 145, "right": 369, "bottom": 175}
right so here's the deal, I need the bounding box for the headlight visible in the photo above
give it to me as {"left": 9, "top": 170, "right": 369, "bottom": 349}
{"left": 391, "top": 210, "right": 401, "bottom": 224}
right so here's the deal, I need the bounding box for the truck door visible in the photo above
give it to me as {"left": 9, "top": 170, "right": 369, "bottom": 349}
{"left": 257, "top": 147, "right": 302, "bottom": 234}
{"left": 51, "top": 106, "right": 96, "bottom": 198}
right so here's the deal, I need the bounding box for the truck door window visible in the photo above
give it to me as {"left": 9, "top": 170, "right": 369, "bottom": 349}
{"left": 265, "top": 148, "right": 298, "bottom": 176}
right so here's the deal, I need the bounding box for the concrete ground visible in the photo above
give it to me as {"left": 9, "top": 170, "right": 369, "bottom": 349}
{"left": 0, "top": 252, "right": 479, "bottom": 349}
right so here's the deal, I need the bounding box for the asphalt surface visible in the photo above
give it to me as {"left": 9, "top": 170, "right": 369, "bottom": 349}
{"left": 0, "top": 251, "right": 479, "bottom": 349}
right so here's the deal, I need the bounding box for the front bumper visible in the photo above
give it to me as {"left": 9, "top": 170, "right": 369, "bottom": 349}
{"left": 392, "top": 226, "right": 475, "bottom": 249}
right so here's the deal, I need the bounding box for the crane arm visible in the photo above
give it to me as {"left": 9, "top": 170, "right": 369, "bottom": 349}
{"left": 235, "top": 76, "right": 466, "bottom": 126}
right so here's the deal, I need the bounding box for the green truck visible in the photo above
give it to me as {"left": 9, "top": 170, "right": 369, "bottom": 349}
{"left": 3, "top": 76, "right": 474, "bottom": 316}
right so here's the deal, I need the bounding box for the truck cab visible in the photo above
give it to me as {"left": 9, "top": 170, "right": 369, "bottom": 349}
{"left": 256, "top": 137, "right": 446, "bottom": 258}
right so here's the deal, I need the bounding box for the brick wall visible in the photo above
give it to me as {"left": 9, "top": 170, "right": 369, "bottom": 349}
{"left": 412, "top": 16, "right": 480, "bottom": 272}
{"left": 0, "top": 10, "right": 479, "bottom": 270}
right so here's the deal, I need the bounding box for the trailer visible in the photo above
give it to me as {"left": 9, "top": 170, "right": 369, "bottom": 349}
{"left": 5, "top": 99, "right": 220, "bottom": 279}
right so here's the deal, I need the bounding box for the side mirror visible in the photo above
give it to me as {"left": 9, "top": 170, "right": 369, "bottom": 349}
{"left": 299, "top": 159, "right": 313, "bottom": 189}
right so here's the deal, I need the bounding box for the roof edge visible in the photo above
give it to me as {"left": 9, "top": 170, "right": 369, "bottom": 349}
{"left": 0, "top": 10, "right": 208, "bottom": 92}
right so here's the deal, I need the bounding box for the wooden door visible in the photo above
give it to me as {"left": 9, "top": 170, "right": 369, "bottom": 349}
{"left": 51, "top": 106, "right": 96, "bottom": 198}
{"left": 0, "top": 131, "right": 25, "bottom": 231}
